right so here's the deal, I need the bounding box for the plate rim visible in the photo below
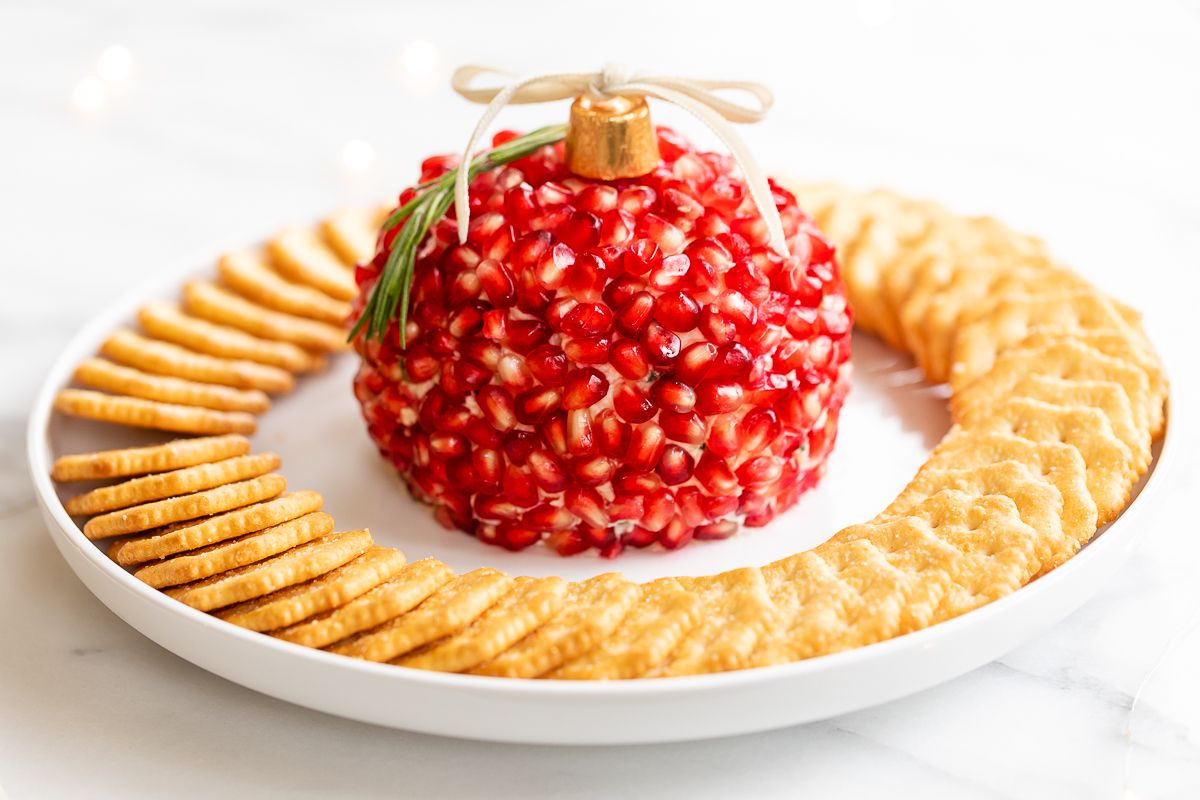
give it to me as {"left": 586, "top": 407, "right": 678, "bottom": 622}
{"left": 25, "top": 253, "right": 1178, "bottom": 700}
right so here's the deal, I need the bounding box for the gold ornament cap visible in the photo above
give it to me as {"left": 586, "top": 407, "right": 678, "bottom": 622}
{"left": 565, "top": 94, "right": 660, "bottom": 180}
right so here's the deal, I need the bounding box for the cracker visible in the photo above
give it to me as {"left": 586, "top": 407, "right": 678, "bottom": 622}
{"left": 548, "top": 578, "right": 703, "bottom": 680}
{"left": 182, "top": 281, "right": 348, "bottom": 353}
{"left": 138, "top": 301, "right": 323, "bottom": 374}
{"left": 330, "top": 568, "right": 512, "bottom": 662}
{"left": 219, "top": 546, "right": 407, "bottom": 632}
{"left": 74, "top": 357, "right": 270, "bottom": 414}
{"left": 109, "top": 490, "right": 324, "bottom": 564}
{"left": 960, "top": 375, "right": 1150, "bottom": 472}
{"left": 662, "top": 568, "right": 778, "bottom": 676}
{"left": 101, "top": 329, "right": 294, "bottom": 394}
{"left": 166, "top": 529, "right": 372, "bottom": 612}
{"left": 65, "top": 452, "right": 280, "bottom": 516}
{"left": 881, "top": 460, "right": 1070, "bottom": 574}
{"left": 470, "top": 573, "right": 641, "bottom": 678}
{"left": 949, "top": 290, "right": 1145, "bottom": 389}
{"left": 755, "top": 491, "right": 1040, "bottom": 665}
{"left": 54, "top": 389, "right": 257, "bottom": 436}
{"left": 320, "top": 207, "right": 384, "bottom": 267}
{"left": 218, "top": 249, "right": 351, "bottom": 324}
{"left": 135, "top": 511, "right": 334, "bottom": 588}
{"left": 267, "top": 226, "right": 358, "bottom": 301}
{"left": 396, "top": 576, "right": 568, "bottom": 673}
{"left": 925, "top": 430, "right": 1097, "bottom": 563}
{"left": 969, "top": 397, "right": 1136, "bottom": 525}
{"left": 51, "top": 434, "right": 250, "bottom": 482}
{"left": 274, "top": 558, "right": 453, "bottom": 648}
{"left": 951, "top": 339, "right": 1156, "bottom": 440}
{"left": 82, "top": 473, "right": 286, "bottom": 539}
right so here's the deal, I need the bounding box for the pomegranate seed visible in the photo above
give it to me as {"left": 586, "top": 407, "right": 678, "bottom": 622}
{"left": 627, "top": 423, "right": 667, "bottom": 470}
{"left": 621, "top": 238, "right": 661, "bottom": 275}
{"left": 657, "top": 445, "right": 695, "bottom": 485}
{"left": 613, "top": 382, "right": 656, "bottom": 423}
{"left": 595, "top": 409, "right": 630, "bottom": 457}
{"left": 614, "top": 291, "right": 655, "bottom": 335}
{"left": 609, "top": 494, "right": 644, "bottom": 521}
{"left": 609, "top": 340, "right": 651, "bottom": 379}
{"left": 694, "top": 379, "right": 744, "bottom": 414}
{"left": 560, "top": 210, "right": 600, "bottom": 251}
{"left": 523, "top": 503, "right": 576, "bottom": 532}
{"left": 706, "top": 413, "right": 742, "bottom": 457}
{"left": 571, "top": 455, "right": 616, "bottom": 486}
{"left": 477, "top": 259, "right": 515, "bottom": 307}
{"left": 566, "top": 408, "right": 597, "bottom": 456}
{"left": 653, "top": 291, "right": 700, "bottom": 331}
{"left": 659, "top": 410, "right": 707, "bottom": 444}
{"left": 562, "top": 367, "right": 609, "bottom": 409}
{"left": 497, "top": 521, "right": 541, "bottom": 551}
{"left": 599, "top": 538, "right": 625, "bottom": 558}
{"left": 618, "top": 186, "right": 657, "bottom": 215}
{"left": 528, "top": 449, "right": 567, "bottom": 492}
{"left": 475, "top": 495, "right": 523, "bottom": 521}
{"left": 477, "top": 386, "right": 516, "bottom": 431}
{"left": 515, "top": 387, "right": 561, "bottom": 424}
{"left": 473, "top": 448, "right": 503, "bottom": 491}
{"left": 600, "top": 208, "right": 636, "bottom": 246}
{"left": 642, "top": 488, "right": 676, "bottom": 531}
{"left": 547, "top": 528, "right": 589, "bottom": 556}
{"left": 482, "top": 309, "right": 507, "bottom": 340}
{"left": 602, "top": 273, "right": 646, "bottom": 310}
{"left": 699, "top": 306, "right": 737, "bottom": 345}
{"left": 560, "top": 302, "right": 614, "bottom": 338}
{"left": 649, "top": 378, "right": 696, "bottom": 413}
{"left": 658, "top": 517, "right": 694, "bottom": 550}
{"left": 525, "top": 344, "right": 567, "bottom": 386}
{"left": 625, "top": 526, "right": 658, "bottom": 548}
{"left": 640, "top": 321, "right": 681, "bottom": 365}
{"left": 542, "top": 413, "right": 567, "bottom": 454}
{"left": 736, "top": 455, "right": 784, "bottom": 486}
{"left": 565, "top": 252, "right": 607, "bottom": 301}
{"left": 563, "top": 335, "right": 610, "bottom": 364}
{"left": 536, "top": 242, "right": 575, "bottom": 290}
{"left": 505, "top": 319, "right": 551, "bottom": 353}
{"left": 565, "top": 485, "right": 609, "bottom": 527}
{"left": 639, "top": 213, "right": 685, "bottom": 252}
{"left": 649, "top": 254, "right": 690, "bottom": 290}
{"left": 502, "top": 464, "right": 539, "bottom": 506}
{"left": 404, "top": 346, "right": 439, "bottom": 381}
{"left": 741, "top": 408, "right": 780, "bottom": 454}
{"left": 613, "top": 467, "right": 660, "bottom": 496}
{"left": 695, "top": 520, "right": 738, "bottom": 540}
{"left": 694, "top": 450, "right": 739, "bottom": 495}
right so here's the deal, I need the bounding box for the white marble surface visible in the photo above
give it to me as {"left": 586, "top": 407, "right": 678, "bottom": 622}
{"left": 3, "top": 1, "right": 1200, "bottom": 797}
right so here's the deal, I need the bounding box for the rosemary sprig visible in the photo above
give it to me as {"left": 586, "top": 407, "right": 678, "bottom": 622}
{"left": 349, "top": 124, "right": 569, "bottom": 345}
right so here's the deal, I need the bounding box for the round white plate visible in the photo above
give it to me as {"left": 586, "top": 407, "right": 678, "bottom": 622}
{"left": 27, "top": 262, "right": 1172, "bottom": 744}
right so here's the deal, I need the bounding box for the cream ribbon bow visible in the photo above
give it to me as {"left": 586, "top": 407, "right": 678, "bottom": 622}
{"left": 450, "top": 64, "right": 790, "bottom": 257}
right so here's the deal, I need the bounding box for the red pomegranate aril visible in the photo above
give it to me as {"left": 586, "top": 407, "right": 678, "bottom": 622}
{"left": 649, "top": 378, "right": 696, "bottom": 414}
{"left": 695, "top": 520, "right": 738, "bottom": 540}
{"left": 602, "top": 273, "right": 646, "bottom": 310}
{"left": 515, "top": 387, "right": 561, "bottom": 425}
{"left": 676, "top": 486, "right": 707, "bottom": 526}
{"left": 726, "top": 260, "right": 771, "bottom": 304}
{"left": 656, "top": 445, "right": 695, "bottom": 485}
{"left": 639, "top": 213, "right": 685, "bottom": 252}
{"left": 658, "top": 410, "right": 707, "bottom": 444}
{"left": 561, "top": 367, "right": 609, "bottom": 409}
{"left": 706, "top": 412, "right": 742, "bottom": 457}
{"left": 609, "top": 340, "right": 650, "bottom": 379}
{"left": 710, "top": 342, "right": 753, "bottom": 380}
{"left": 560, "top": 302, "right": 614, "bottom": 338}
{"left": 519, "top": 344, "right": 564, "bottom": 386}
{"left": 477, "top": 386, "right": 517, "bottom": 431}
{"left": 612, "top": 467, "right": 660, "bottom": 496}
{"left": 496, "top": 353, "right": 533, "bottom": 392}
{"left": 649, "top": 254, "right": 691, "bottom": 290}
{"left": 599, "top": 537, "right": 625, "bottom": 559}
{"left": 694, "top": 379, "right": 744, "bottom": 414}
{"left": 613, "top": 382, "right": 656, "bottom": 423}
{"left": 694, "top": 450, "right": 739, "bottom": 495}
{"left": 450, "top": 272, "right": 482, "bottom": 305}
{"left": 404, "top": 346, "right": 439, "bottom": 381}
{"left": 577, "top": 184, "right": 618, "bottom": 214}
{"left": 476, "top": 258, "right": 516, "bottom": 307}
{"left": 505, "top": 319, "right": 551, "bottom": 353}
{"left": 736, "top": 455, "right": 784, "bottom": 486}
{"left": 675, "top": 341, "right": 718, "bottom": 385}
{"left": 453, "top": 359, "right": 490, "bottom": 389}
{"left": 461, "top": 337, "right": 501, "bottom": 370}
{"left": 542, "top": 413, "right": 567, "bottom": 454}
{"left": 699, "top": 306, "right": 737, "bottom": 345}
{"left": 547, "top": 528, "right": 589, "bottom": 556}
{"left": 717, "top": 291, "right": 758, "bottom": 331}
{"left": 641, "top": 488, "right": 676, "bottom": 531}
{"left": 621, "top": 238, "right": 661, "bottom": 275}
{"left": 640, "top": 321, "right": 681, "bottom": 365}
{"left": 560, "top": 210, "right": 600, "bottom": 251}
{"left": 609, "top": 494, "right": 644, "bottom": 521}
{"left": 627, "top": 422, "right": 667, "bottom": 470}
{"left": 535, "top": 242, "right": 575, "bottom": 290}
{"left": 528, "top": 449, "right": 568, "bottom": 492}
{"left": 625, "top": 526, "right": 658, "bottom": 548}
{"left": 523, "top": 503, "right": 576, "bottom": 532}
{"left": 658, "top": 517, "right": 694, "bottom": 550}
{"left": 571, "top": 455, "right": 616, "bottom": 486}
{"left": 595, "top": 409, "right": 630, "bottom": 457}
{"left": 473, "top": 448, "right": 503, "bottom": 491}
{"left": 702, "top": 494, "right": 739, "bottom": 519}
{"left": 615, "top": 291, "right": 655, "bottom": 335}
{"left": 475, "top": 495, "right": 522, "bottom": 521}
{"left": 502, "top": 464, "right": 539, "bottom": 506}
{"left": 565, "top": 485, "right": 609, "bottom": 527}
{"left": 618, "top": 185, "right": 656, "bottom": 215}
{"left": 741, "top": 407, "right": 780, "bottom": 454}
{"left": 497, "top": 521, "right": 541, "bottom": 551}
{"left": 653, "top": 291, "right": 700, "bottom": 331}
{"left": 566, "top": 408, "right": 597, "bottom": 456}
{"left": 662, "top": 186, "right": 705, "bottom": 220}
{"left": 577, "top": 522, "right": 614, "bottom": 548}
{"left": 600, "top": 208, "right": 635, "bottom": 246}
{"left": 482, "top": 309, "right": 507, "bottom": 340}
{"left": 565, "top": 252, "right": 607, "bottom": 301}
{"left": 429, "top": 431, "right": 467, "bottom": 458}
{"left": 545, "top": 297, "right": 577, "bottom": 332}
{"left": 563, "top": 335, "right": 610, "bottom": 364}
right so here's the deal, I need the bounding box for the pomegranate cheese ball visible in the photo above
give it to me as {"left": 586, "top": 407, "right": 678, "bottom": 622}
{"left": 351, "top": 128, "right": 852, "bottom": 557}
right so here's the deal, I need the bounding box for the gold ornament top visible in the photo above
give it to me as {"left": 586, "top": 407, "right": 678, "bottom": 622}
{"left": 565, "top": 94, "right": 660, "bottom": 180}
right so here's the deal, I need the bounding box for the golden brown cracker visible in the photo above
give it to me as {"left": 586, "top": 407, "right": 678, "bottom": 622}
{"left": 949, "top": 290, "right": 1145, "bottom": 389}
{"left": 101, "top": 329, "right": 294, "bottom": 394}
{"left": 109, "top": 490, "right": 324, "bottom": 564}
{"left": 274, "top": 558, "right": 453, "bottom": 648}
{"left": 663, "top": 568, "right": 778, "bottom": 676}
{"left": 182, "top": 281, "right": 348, "bottom": 353}
{"left": 320, "top": 207, "right": 384, "bottom": 267}
{"left": 219, "top": 546, "right": 407, "bottom": 632}
{"left": 74, "top": 358, "right": 270, "bottom": 414}
{"left": 134, "top": 511, "right": 334, "bottom": 588}
{"left": 138, "top": 301, "right": 323, "bottom": 374}
{"left": 65, "top": 452, "right": 280, "bottom": 515}
{"left": 548, "top": 578, "right": 703, "bottom": 680}
{"left": 470, "top": 573, "right": 641, "bottom": 678}
{"left": 331, "top": 568, "right": 511, "bottom": 662}
{"left": 218, "top": 249, "right": 351, "bottom": 324}
{"left": 83, "top": 473, "right": 286, "bottom": 539}
{"left": 968, "top": 397, "right": 1136, "bottom": 525}
{"left": 267, "top": 226, "right": 358, "bottom": 301}
{"left": 51, "top": 434, "right": 250, "bottom": 482}
{"left": 396, "top": 576, "right": 568, "bottom": 673}
{"left": 54, "top": 389, "right": 257, "bottom": 436}
{"left": 166, "top": 529, "right": 372, "bottom": 612}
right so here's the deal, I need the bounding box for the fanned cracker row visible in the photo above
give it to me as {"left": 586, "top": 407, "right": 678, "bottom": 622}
{"left": 47, "top": 197, "right": 1167, "bottom": 680}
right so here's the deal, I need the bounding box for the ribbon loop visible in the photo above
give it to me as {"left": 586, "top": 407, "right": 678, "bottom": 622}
{"left": 449, "top": 65, "right": 789, "bottom": 257}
